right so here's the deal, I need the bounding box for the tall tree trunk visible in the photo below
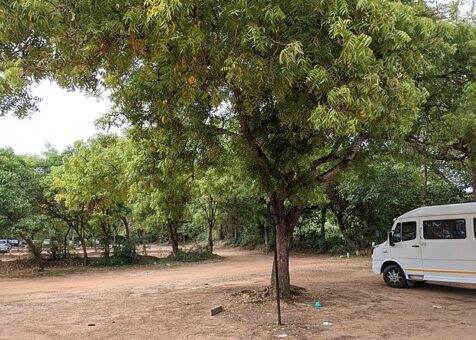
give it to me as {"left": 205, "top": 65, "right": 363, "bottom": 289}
{"left": 79, "top": 235, "right": 88, "bottom": 263}
{"left": 21, "top": 234, "right": 44, "bottom": 271}
{"left": 263, "top": 221, "right": 268, "bottom": 246}
{"left": 320, "top": 206, "right": 327, "bottom": 239}
{"left": 269, "top": 194, "right": 302, "bottom": 299}
{"left": 219, "top": 223, "right": 224, "bottom": 240}
{"left": 63, "top": 225, "right": 72, "bottom": 259}
{"left": 208, "top": 223, "right": 214, "bottom": 255}
{"left": 71, "top": 222, "right": 89, "bottom": 264}
{"left": 102, "top": 223, "right": 110, "bottom": 263}
{"left": 167, "top": 220, "right": 179, "bottom": 256}
{"left": 204, "top": 195, "right": 217, "bottom": 255}
{"left": 330, "top": 204, "right": 357, "bottom": 250}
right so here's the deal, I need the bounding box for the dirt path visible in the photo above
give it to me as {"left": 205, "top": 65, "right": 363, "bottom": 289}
{"left": 1, "top": 245, "right": 476, "bottom": 339}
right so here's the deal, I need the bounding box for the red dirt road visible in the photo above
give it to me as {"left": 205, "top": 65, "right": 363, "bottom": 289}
{"left": 1, "top": 245, "right": 476, "bottom": 339}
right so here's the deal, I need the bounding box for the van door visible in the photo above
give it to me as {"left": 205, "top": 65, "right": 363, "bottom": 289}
{"left": 420, "top": 216, "right": 475, "bottom": 283}
{"left": 390, "top": 220, "right": 423, "bottom": 279}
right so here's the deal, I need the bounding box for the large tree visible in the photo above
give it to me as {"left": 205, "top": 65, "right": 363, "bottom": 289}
{"left": 51, "top": 136, "right": 130, "bottom": 262}
{"left": 0, "top": 0, "right": 439, "bottom": 297}
{"left": 405, "top": 4, "right": 476, "bottom": 200}
{"left": 0, "top": 148, "right": 47, "bottom": 269}
{"left": 127, "top": 127, "right": 195, "bottom": 257}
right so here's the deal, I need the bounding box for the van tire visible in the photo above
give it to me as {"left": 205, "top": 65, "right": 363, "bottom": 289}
{"left": 383, "top": 265, "right": 408, "bottom": 288}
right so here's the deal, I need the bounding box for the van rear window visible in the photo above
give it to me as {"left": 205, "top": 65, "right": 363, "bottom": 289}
{"left": 423, "top": 219, "right": 466, "bottom": 239}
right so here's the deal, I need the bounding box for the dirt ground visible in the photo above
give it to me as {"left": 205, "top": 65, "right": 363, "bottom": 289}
{"left": 1, "top": 244, "right": 476, "bottom": 340}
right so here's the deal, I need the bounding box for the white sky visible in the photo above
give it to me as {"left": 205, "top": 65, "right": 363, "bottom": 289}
{"left": 0, "top": 81, "right": 111, "bottom": 155}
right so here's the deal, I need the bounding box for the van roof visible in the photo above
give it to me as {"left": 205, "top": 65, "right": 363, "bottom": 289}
{"left": 398, "top": 202, "right": 476, "bottom": 219}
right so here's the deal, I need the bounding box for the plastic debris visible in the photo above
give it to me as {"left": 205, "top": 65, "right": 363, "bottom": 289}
{"left": 433, "top": 305, "right": 443, "bottom": 309}
{"left": 314, "top": 301, "right": 322, "bottom": 308}
{"left": 275, "top": 334, "right": 288, "bottom": 338}
{"left": 323, "top": 321, "right": 333, "bottom": 326}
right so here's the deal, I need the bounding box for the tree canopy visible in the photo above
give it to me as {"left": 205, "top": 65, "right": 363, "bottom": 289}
{"left": 1, "top": 0, "right": 475, "bottom": 297}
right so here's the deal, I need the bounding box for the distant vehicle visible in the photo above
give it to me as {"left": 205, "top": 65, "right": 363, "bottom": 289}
{"left": 7, "top": 239, "right": 21, "bottom": 247}
{"left": 372, "top": 202, "right": 476, "bottom": 288}
{"left": 0, "top": 240, "right": 12, "bottom": 253}
{"left": 42, "top": 239, "right": 51, "bottom": 247}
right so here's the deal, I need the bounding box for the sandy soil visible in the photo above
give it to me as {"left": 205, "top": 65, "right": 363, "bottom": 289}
{"left": 1, "top": 244, "right": 476, "bottom": 340}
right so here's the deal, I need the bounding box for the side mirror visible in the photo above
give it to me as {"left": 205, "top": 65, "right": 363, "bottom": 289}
{"left": 371, "top": 241, "right": 376, "bottom": 248}
{"left": 388, "top": 231, "right": 395, "bottom": 247}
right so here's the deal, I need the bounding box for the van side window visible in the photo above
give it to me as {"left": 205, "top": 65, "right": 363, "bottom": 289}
{"left": 423, "top": 219, "right": 466, "bottom": 239}
{"left": 402, "top": 221, "right": 417, "bottom": 241}
{"left": 393, "top": 223, "right": 402, "bottom": 243}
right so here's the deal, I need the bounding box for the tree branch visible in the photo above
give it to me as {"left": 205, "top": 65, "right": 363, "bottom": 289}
{"left": 316, "top": 132, "right": 369, "bottom": 183}
{"left": 234, "top": 88, "right": 281, "bottom": 181}
{"left": 405, "top": 135, "right": 470, "bottom": 162}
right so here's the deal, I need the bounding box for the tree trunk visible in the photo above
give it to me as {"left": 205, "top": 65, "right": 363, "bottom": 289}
{"left": 219, "top": 223, "right": 224, "bottom": 240}
{"left": 167, "top": 220, "right": 179, "bottom": 256}
{"left": 63, "top": 225, "right": 72, "bottom": 259}
{"left": 79, "top": 235, "right": 88, "bottom": 263}
{"left": 320, "top": 206, "right": 327, "bottom": 239}
{"left": 21, "top": 235, "right": 44, "bottom": 271}
{"left": 264, "top": 221, "right": 268, "bottom": 246}
{"left": 71, "top": 222, "right": 89, "bottom": 264}
{"left": 103, "top": 223, "right": 110, "bottom": 263}
{"left": 330, "top": 204, "right": 357, "bottom": 250}
{"left": 269, "top": 194, "right": 302, "bottom": 299}
{"left": 208, "top": 223, "right": 214, "bottom": 255}
{"left": 104, "top": 237, "right": 110, "bottom": 262}
{"left": 76, "top": 217, "right": 89, "bottom": 264}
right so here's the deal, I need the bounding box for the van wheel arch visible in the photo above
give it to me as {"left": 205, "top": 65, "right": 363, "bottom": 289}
{"left": 382, "top": 264, "right": 410, "bottom": 288}
{"left": 380, "top": 261, "right": 402, "bottom": 274}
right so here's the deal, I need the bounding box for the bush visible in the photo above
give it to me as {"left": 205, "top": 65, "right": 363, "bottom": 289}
{"left": 172, "top": 246, "right": 215, "bottom": 262}
{"left": 293, "top": 228, "right": 347, "bottom": 253}
{"left": 240, "top": 232, "right": 262, "bottom": 250}
{"left": 112, "top": 236, "right": 139, "bottom": 265}
{"left": 49, "top": 240, "right": 60, "bottom": 260}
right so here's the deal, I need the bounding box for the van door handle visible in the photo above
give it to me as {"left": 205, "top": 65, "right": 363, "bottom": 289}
{"left": 412, "top": 245, "right": 420, "bottom": 248}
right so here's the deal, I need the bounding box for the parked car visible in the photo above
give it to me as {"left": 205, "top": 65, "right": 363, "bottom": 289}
{"left": 7, "top": 239, "right": 21, "bottom": 247}
{"left": 372, "top": 202, "right": 476, "bottom": 288}
{"left": 0, "top": 240, "right": 12, "bottom": 253}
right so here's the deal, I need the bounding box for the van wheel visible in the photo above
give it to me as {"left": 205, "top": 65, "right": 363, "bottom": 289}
{"left": 383, "top": 265, "right": 407, "bottom": 288}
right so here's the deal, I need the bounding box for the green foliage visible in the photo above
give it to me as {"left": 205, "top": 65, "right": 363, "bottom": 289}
{"left": 328, "top": 159, "right": 468, "bottom": 248}
{"left": 172, "top": 246, "right": 215, "bottom": 262}
{"left": 112, "top": 236, "right": 139, "bottom": 265}
{"left": 0, "top": 148, "right": 52, "bottom": 239}
{"left": 0, "top": 0, "right": 475, "bottom": 276}
{"left": 127, "top": 127, "right": 194, "bottom": 235}
{"left": 295, "top": 227, "right": 347, "bottom": 254}
{"left": 239, "top": 223, "right": 263, "bottom": 250}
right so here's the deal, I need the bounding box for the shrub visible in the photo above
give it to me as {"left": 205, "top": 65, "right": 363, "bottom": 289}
{"left": 172, "top": 246, "right": 215, "bottom": 262}
{"left": 112, "top": 236, "right": 139, "bottom": 265}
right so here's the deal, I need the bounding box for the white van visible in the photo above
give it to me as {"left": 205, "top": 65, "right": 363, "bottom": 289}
{"left": 372, "top": 202, "right": 476, "bottom": 288}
